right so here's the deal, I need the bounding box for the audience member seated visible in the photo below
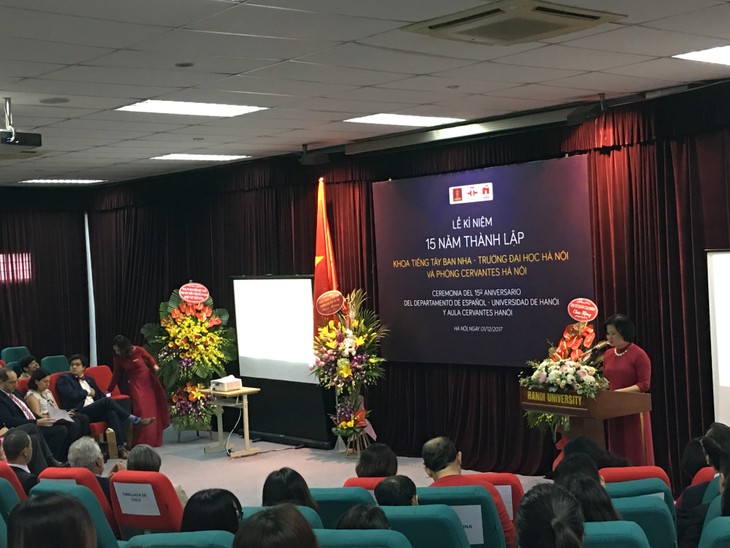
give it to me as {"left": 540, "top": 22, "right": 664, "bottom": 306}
{"left": 56, "top": 354, "right": 154, "bottom": 459}
{"left": 126, "top": 443, "right": 188, "bottom": 505}
{"left": 356, "top": 443, "right": 398, "bottom": 477}
{"left": 0, "top": 422, "right": 64, "bottom": 472}
{"left": 516, "top": 484, "right": 584, "bottom": 548}
{"left": 559, "top": 474, "right": 621, "bottom": 522}
{"left": 561, "top": 436, "right": 630, "bottom": 469}
{"left": 181, "top": 488, "right": 242, "bottom": 534}
{"left": 67, "top": 436, "right": 124, "bottom": 503}
{"left": 677, "top": 423, "right": 730, "bottom": 548}
{"left": 552, "top": 453, "right": 603, "bottom": 485}
{"left": 681, "top": 436, "right": 709, "bottom": 491}
{"left": 26, "top": 368, "right": 89, "bottom": 442}
{"left": 422, "top": 436, "right": 516, "bottom": 548}
{"left": 262, "top": 467, "right": 319, "bottom": 511}
{"left": 234, "top": 503, "right": 317, "bottom": 548}
{"left": 16, "top": 356, "right": 40, "bottom": 379}
{"left": 2, "top": 428, "right": 38, "bottom": 495}
{"left": 335, "top": 503, "right": 390, "bottom": 529}
{"left": 8, "top": 491, "right": 96, "bottom": 548}
{"left": 375, "top": 475, "right": 418, "bottom": 506}
{"left": 0, "top": 367, "right": 69, "bottom": 461}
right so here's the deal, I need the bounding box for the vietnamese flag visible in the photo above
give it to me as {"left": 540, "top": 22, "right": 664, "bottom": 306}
{"left": 314, "top": 177, "right": 339, "bottom": 329}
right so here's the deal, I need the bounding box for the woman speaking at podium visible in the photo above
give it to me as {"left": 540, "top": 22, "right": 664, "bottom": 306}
{"left": 603, "top": 314, "right": 654, "bottom": 466}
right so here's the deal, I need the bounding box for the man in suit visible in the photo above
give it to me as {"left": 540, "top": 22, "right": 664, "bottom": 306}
{"left": 2, "top": 428, "right": 38, "bottom": 495}
{"left": 56, "top": 355, "right": 153, "bottom": 459}
{"left": 0, "top": 367, "right": 69, "bottom": 461}
{"left": 67, "top": 436, "right": 124, "bottom": 503}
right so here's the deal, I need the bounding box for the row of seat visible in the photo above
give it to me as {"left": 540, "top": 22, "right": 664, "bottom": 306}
{"left": 0, "top": 345, "right": 71, "bottom": 375}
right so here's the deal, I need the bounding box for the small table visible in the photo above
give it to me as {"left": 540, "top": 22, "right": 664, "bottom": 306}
{"left": 200, "top": 386, "right": 261, "bottom": 458}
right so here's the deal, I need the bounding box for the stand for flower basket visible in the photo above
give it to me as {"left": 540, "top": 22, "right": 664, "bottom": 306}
{"left": 175, "top": 424, "right": 214, "bottom": 443}
{"left": 334, "top": 431, "right": 371, "bottom": 457}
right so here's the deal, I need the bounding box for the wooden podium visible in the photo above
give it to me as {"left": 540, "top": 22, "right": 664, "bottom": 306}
{"left": 520, "top": 387, "right": 652, "bottom": 448}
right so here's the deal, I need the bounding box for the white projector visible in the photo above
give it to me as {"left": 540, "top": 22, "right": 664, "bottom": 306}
{"left": 211, "top": 376, "right": 242, "bottom": 392}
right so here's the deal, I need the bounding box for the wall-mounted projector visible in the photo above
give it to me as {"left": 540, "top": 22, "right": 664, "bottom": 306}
{"left": 1, "top": 130, "right": 42, "bottom": 150}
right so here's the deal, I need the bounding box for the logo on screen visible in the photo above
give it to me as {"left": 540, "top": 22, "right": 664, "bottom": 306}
{"left": 449, "top": 182, "right": 493, "bottom": 205}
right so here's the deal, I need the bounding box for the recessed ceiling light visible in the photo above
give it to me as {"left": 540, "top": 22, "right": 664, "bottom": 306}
{"left": 344, "top": 113, "right": 465, "bottom": 127}
{"left": 150, "top": 153, "right": 250, "bottom": 161}
{"left": 117, "top": 100, "right": 267, "bottom": 117}
{"left": 674, "top": 45, "right": 730, "bottom": 66}
{"left": 19, "top": 179, "right": 106, "bottom": 184}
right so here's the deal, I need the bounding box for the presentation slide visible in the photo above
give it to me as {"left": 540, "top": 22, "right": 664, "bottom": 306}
{"left": 373, "top": 156, "right": 594, "bottom": 367}
{"left": 232, "top": 276, "right": 317, "bottom": 384}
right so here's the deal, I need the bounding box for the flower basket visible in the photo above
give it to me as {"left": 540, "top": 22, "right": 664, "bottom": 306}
{"left": 311, "top": 289, "right": 388, "bottom": 448}
{"left": 142, "top": 288, "right": 236, "bottom": 434}
{"left": 519, "top": 321, "right": 609, "bottom": 439}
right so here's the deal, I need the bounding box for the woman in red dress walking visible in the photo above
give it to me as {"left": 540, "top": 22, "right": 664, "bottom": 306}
{"left": 110, "top": 335, "right": 170, "bottom": 447}
{"left": 603, "top": 314, "right": 655, "bottom": 466}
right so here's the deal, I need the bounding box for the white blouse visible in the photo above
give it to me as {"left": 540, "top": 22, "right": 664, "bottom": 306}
{"left": 25, "top": 389, "right": 58, "bottom": 416}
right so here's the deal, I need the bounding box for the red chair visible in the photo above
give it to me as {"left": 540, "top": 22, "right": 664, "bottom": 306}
{"left": 343, "top": 476, "right": 385, "bottom": 490}
{"left": 109, "top": 470, "right": 184, "bottom": 540}
{"left": 0, "top": 462, "right": 27, "bottom": 500}
{"left": 39, "top": 466, "right": 120, "bottom": 536}
{"left": 471, "top": 472, "right": 524, "bottom": 520}
{"left": 599, "top": 465, "right": 671, "bottom": 488}
{"left": 85, "top": 365, "right": 131, "bottom": 406}
{"left": 691, "top": 466, "right": 715, "bottom": 486}
{"left": 16, "top": 377, "right": 29, "bottom": 396}
{"left": 49, "top": 372, "right": 118, "bottom": 459}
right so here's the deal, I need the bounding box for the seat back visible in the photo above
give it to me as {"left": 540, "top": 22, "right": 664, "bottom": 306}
{"left": 47, "top": 372, "right": 67, "bottom": 406}
{"left": 242, "top": 505, "right": 323, "bottom": 529}
{"left": 310, "top": 487, "right": 375, "bottom": 528}
{"left": 15, "top": 377, "right": 29, "bottom": 397}
{"left": 612, "top": 495, "right": 677, "bottom": 548}
{"left": 605, "top": 477, "right": 676, "bottom": 526}
{"left": 599, "top": 466, "right": 671, "bottom": 488}
{"left": 315, "top": 529, "right": 413, "bottom": 548}
{"left": 40, "top": 355, "right": 70, "bottom": 375}
{"left": 343, "top": 476, "right": 385, "bottom": 491}
{"left": 468, "top": 472, "right": 523, "bottom": 520}
{"left": 0, "top": 478, "right": 21, "bottom": 522}
{"left": 0, "top": 463, "right": 26, "bottom": 501}
{"left": 699, "top": 516, "right": 730, "bottom": 548}
{"left": 125, "top": 531, "right": 235, "bottom": 547}
{"left": 703, "top": 495, "right": 722, "bottom": 530}
{"left": 417, "top": 485, "right": 505, "bottom": 548}
{"left": 0, "top": 509, "right": 7, "bottom": 548}
{"left": 30, "top": 480, "right": 119, "bottom": 548}
{"left": 584, "top": 520, "right": 651, "bottom": 548}
{"left": 703, "top": 476, "right": 721, "bottom": 504}
{"left": 110, "top": 470, "right": 184, "bottom": 539}
{"left": 1, "top": 346, "right": 30, "bottom": 364}
{"left": 85, "top": 366, "right": 130, "bottom": 406}
{"left": 692, "top": 466, "right": 716, "bottom": 486}
{"left": 38, "top": 467, "right": 118, "bottom": 536}
{"left": 382, "top": 504, "right": 469, "bottom": 548}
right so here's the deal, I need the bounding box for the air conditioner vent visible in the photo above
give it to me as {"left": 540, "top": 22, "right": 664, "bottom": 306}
{"left": 403, "top": 0, "right": 624, "bottom": 46}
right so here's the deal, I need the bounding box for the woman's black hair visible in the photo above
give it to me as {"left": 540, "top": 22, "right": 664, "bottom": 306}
{"left": 356, "top": 443, "right": 398, "bottom": 478}
{"left": 516, "top": 484, "right": 584, "bottom": 548}
{"left": 27, "top": 367, "right": 50, "bottom": 391}
{"left": 604, "top": 314, "right": 636, "bottom": 343}
{"left": 701, "top": 436, "right": 730, "bottom": 517}
{"left": 181, "top": 488, "right": 242, "bottom": 534}
{"left": 564, "top": 436, "right": 631, "bottom": 468}
{"left": 681, "top": 436, "right": 708, "bottom": 486}
{"left": 560, "top": 475, "right": 621, "bottom": 522}
{"left": 335, "top": 504, "right": 390, "bottom": 530}
{"left": 8, "top": 492, "right": 96, "bottom": 548}
{"left": 233, "top": 503, "right": 317, "bottom": 548}
{"left": 262, "top": 467, "right": 319, "bottom": 511}
{"left": 112, "top": 335, "right": 134, "bottom": 356}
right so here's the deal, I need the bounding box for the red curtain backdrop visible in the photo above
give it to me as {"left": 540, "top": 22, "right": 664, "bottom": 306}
{"left": 2, "top": 85, "right": 730, "bottom": 491}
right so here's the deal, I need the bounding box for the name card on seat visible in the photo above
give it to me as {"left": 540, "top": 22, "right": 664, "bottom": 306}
{"left": 451, "top": 504, "right": 484, "bottom": 545}
{"left": 114, "top": 483, "right": 160, "bottom": 516}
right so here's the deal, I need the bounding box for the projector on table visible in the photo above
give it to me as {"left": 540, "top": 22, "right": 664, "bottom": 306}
{"left": 211, "top": 375, "right": 242, "bottom": 392}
